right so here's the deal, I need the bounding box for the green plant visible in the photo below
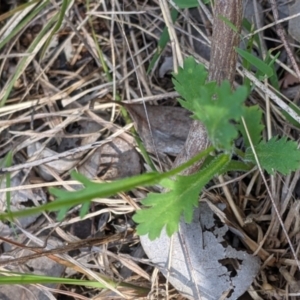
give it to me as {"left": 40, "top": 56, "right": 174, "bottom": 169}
{"left": 1, "top": 57, "right": 300, "bottom": 241}
{"left": 133, "top": 57, "right": 300, "bottom": 239}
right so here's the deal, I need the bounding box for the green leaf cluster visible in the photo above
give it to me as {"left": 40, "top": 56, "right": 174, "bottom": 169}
{"left": 173, "top": 57, "right": 248, "bottom": 151}
{"left": 133, "top": 154, "right": 230, "bottom": 239}
{"left": 173, "top": 57, "right": 300, "bottom": 174}
{"left": 245, "top": 137, "right": 300, "bottom": 175}
{"left": 172, "top": 57, "right": 300, "bottom": 177}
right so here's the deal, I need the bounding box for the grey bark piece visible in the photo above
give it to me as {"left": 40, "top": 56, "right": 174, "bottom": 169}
{"left": 140, "top": 203, "right": 260, "bottom": 300}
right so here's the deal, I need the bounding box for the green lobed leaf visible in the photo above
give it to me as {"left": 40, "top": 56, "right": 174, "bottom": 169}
{"left": 0, "top": 148, "right": 213, "bottom": 222}
{"left": 172, "top": 57, "right": 208, "bottom": 108}
{"left": 0, "top": 171, "right": 161, "bottom": 221}
{"left": 245, "top": 136, "right": 300, "bottom": 175}
{"left": 236, "top": 105, "right": 264, "bottom": 147}
{"left": 133, "top": 154, "right": 230, "bottom": 240}
{"left": 173, "top": 57, "right": 248, "bottom": 151}
{"left": 50, "top": 171, "right": 161, "bottom": 221}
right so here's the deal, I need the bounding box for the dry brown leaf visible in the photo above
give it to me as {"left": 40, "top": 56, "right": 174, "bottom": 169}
{"left": 125, "top": 104, "right": 192, "bottom": 156}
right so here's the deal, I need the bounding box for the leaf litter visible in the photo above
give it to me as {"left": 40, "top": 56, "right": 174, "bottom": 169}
{"left": 1, "top": 0, "right": 300, "bottom": 299}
